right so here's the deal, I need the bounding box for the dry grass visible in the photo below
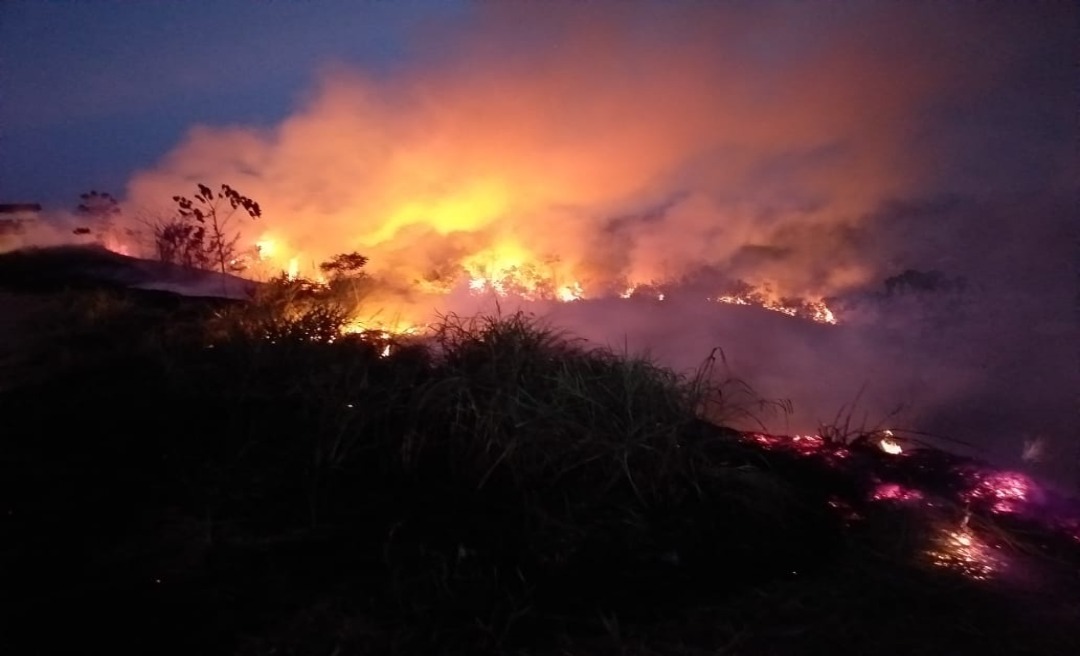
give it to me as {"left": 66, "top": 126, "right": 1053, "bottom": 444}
{"left": 0, "top": 267, "right": 1077, "bottom": 655}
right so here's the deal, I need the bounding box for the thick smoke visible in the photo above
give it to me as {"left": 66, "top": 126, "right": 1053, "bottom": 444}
{"left": 126, "top": 4, "right": 976, "bottom": 290}
{"left": 123, "top": 4, "right": 1076, "bottom": 487}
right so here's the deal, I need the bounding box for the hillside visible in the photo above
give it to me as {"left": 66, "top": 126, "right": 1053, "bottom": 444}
{"left": 0, "top": 246, "right": 1078, "bottom": 655}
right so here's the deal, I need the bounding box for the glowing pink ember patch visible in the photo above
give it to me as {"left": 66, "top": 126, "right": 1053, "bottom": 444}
{"left": 964, "top": 471, "right": 1039, "bottom": 514}
{"left": 871, "top": 483, "right": 924, "bottom": 503}
{"left": 746, "top": 433, "right": 827, "bottom": 454}
{"left": 748, "top": 433, "right": 784, "bottom": 449}
{"left": 790, "top": 434, "right": 825, "bottom": 452}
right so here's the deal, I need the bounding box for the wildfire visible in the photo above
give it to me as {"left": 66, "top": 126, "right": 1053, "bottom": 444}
{"left": 807, "top": 302, "right": 837, "bottom": 325}
{"left": 255, "top": 238, "right": 277, "bottom": 259}
{"left": 871, "top": 482, "right": 924, "bottom": 503}
{"left": 340, "top": 323, "right": 419, "bottom": 358}
{"left": 255, "top": 243, "right": 840, "bottom": 323}
{"left": 225, "top": 229, "right": 843, "bottom": 329}
{"left": 341, "top": 321, "right": 421, "bottom": 338}
{"left": 878, "top": 430, "right": 904, "bottom": 455}
{"left": 124, "top": 0, "right": 1012, "bottom": 345}
{"left": 963, "top": 471, "right": 1038, "bottom": 514}
{"left": 926, "top": 525, "right": 1002, "bottom": 581}
{"left": 377, "top": 179, "right": 510, "bottom": 243}
{"left": 714, "top": 295, "right": 750, "bottom": 307}
{"left": 879, "top": 439, "right": 903, "bottom": 455}
{"left": 746, "top": 432, "right": 832, "bottom": 456}
{"left": 457, "top": 243, "right": 568, "bottom": 300}
{"left": 711, "top": 292, "right": 837, "bottom": 325}
{"left": 556, "top": 282, "right": 584, "bottom": 302}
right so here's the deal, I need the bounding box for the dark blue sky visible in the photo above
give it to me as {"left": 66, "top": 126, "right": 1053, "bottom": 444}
{"left": 1, "top": 1, "right": 468, "bottom": 207}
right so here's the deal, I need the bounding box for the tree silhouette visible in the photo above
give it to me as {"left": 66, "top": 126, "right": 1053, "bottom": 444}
{"left": 153, "top": 219, "right": 212, "bottom": 269}
{"left": 318, "top": 252, "right": 369, "bottom": 279}
{"left": 73, "top": 190, "right": 121, "bottom": 238}
{"left": 156, "top": 183, "right": 261, "bottom": 273}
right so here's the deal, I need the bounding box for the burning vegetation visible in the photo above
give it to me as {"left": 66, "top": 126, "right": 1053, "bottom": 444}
{"left": 67, "top": 178, "right": 843, "bottom": 339}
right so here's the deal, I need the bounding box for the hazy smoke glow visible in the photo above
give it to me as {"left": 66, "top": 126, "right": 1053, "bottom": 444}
{"left": 118, "top": 4, "right": 1075, "bottom": 485}
{"left": 127, "top": 5, "right": 990, "bottom": 297}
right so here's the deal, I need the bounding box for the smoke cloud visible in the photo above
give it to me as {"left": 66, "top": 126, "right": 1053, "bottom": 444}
{"left": 121, "top": 4, "right": 1076, "bottom": 486}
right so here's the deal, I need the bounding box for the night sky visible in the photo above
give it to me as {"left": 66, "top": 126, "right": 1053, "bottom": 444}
{"left": 1, "top": 1, "right": 468, "bottom": 205}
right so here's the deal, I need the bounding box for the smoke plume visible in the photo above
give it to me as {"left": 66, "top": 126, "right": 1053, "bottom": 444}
{"left": 121, "top": 3, "right": 1076, "bottom": 486}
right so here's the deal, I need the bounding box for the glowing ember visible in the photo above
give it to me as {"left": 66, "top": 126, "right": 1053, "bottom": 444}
{"left": 747, "top": 433, "right": 785, "bottom": 449}
{"left": 964, "top": 471, "right": 1038, "bottom": 514}
{"left": 870, "top": 482, "right": 924, "bottom": 503}
{"left": 790, "top": 434, "right": 825, "bottom": 452}
{"left": 745, "top": 432, "right": 830, "bottom": 455}
{"left": 101, "top": 235, "right": 132, "bottom": 256}
{"left": 879, "top": 438, "right": 903, "bottom": 455}
{"left": 338, "top": 322, "right": 412, "bottom": 357}
{"left": 926, "top": 526, "right": 1002, "bottom": 581}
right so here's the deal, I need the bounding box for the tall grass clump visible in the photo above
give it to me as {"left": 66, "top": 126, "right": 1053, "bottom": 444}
{"left": 191, "top": 300, "right": 838, "bottom": 643}
{"left": 363, "top": 310, "right": 841, "bottom": 637}
{"left": 196, "top": 303, "right": 840, "bottom": 625}
{"left": 2, "top": 283, "right": 843, "bottom": 654}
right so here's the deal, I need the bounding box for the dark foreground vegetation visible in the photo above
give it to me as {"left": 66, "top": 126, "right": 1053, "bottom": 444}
{"left": 1, "top": 247, "right": 1078, "bottom": 655}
